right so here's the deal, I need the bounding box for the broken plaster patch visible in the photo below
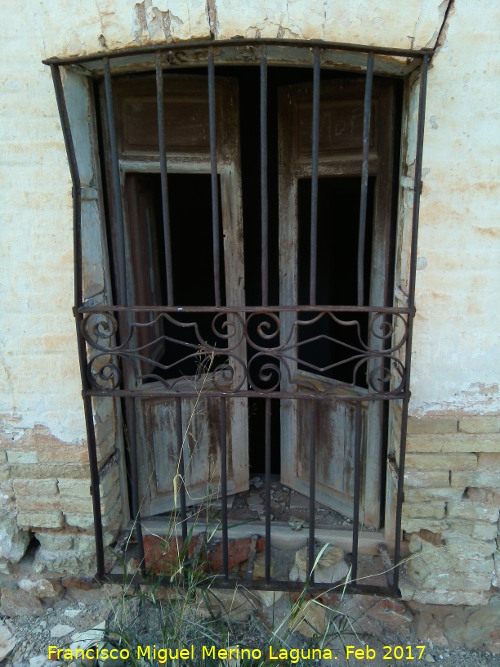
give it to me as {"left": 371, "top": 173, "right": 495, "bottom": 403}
{"left": 133, "top": 0, "right": 187, "bottom": 42}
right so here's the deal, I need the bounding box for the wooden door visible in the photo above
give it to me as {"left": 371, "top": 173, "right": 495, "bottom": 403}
{"left": 105, "top": 75, "right": 249, "bottom": 517}
{"left": 278, "top": 77, "right": 395, "bottom": 527}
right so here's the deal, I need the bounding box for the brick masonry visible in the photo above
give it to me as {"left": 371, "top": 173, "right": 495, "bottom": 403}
{"left": 0, "top": 422, "right": 123, "bottom": 574}
{"left": 393, "top": 407, "right": 500, "bottom": 605}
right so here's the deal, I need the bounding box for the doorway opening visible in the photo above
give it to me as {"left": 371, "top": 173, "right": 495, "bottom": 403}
{"left": 97, "top": 60, "right": 401, "bottom": 527}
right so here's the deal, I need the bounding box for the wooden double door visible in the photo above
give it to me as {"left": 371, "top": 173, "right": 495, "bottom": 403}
{"left": 104, "top": 70, "right": 396, "bottom": 527}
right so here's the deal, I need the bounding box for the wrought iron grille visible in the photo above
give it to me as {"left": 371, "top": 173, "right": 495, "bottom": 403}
{"left": 45, "top": 38, "right": 429, "bottom": 597}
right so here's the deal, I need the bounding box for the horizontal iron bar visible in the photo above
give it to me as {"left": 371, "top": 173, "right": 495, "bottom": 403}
{"left": 77, "top": 304, "right": 413, "bottom": 315}
{"left": 83, "top": 388, "right": 408, "bottom": 401}
{"left": 100, "top": 571, "right": 398, "bottom": 597}
{"left": 43, "top": 37, "right": 433, "bottom": 67}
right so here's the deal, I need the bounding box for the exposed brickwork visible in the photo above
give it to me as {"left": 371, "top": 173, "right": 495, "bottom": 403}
{"left": 396, "top": 406, "right": 500, "bottom": 605}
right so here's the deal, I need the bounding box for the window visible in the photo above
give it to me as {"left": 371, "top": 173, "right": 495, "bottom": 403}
{"left": 47, "top": 41, "right": 429, "bottom": 595}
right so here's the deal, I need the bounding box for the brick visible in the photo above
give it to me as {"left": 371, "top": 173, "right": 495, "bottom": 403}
{"left": 446, "top": 501, "right": 499, "bottom": 523}
{"left": 403, "top": 518, "right": 446, "bottom": 534}
{"left": 459, "top": 415, "right": 500, "bottom": 434}
{"left": 405, "top": 453, "right": 477, "bottom": 472}
{"left": 402, "top": 501, "right": 446, "bottom": 520}
{"left": 478, "top": 453, "right": 500, "bottom": 470}
{"left": 58, "top": 496, "right": 94, "bottom": 513}
{"left": 16, "top": 496, "right": 60, "bottom": 511}
{"left": 403, "top": 470, "right": 450, "bottom": 487}
{"left": 8, "top": 463, "right": 89, "bottom": 479}
{"left": 465, "top": 487, "right": 500, "bottom": 507}
{"left": 406, "top": 417, "right": 458, "bottom": 435}
{"left": 0, "top": 451, "right": 6, "bottom": 464}
{"left": 12, "top": 478, "right": 58, "bottom": 497}
{"left": 451, "top": 471, "right": 500, "bottom": 488}
{"left": 406, "top": 433, "right": 500, "bottom": 453}
{"left": 7, "top": 450, "right": 39, "bottom": 464}
{"left": 445, "top": 520, "right": 498, "bottom": 542}
{"left": 404, "top": 487, "right": 463, "bottom": 503}
{"left": 17, "top": 510, "right": 63, "bottom": 529}
{"left": 64, "top": 513, "right": 95, "bottom": 529}
{"left": 57, "top": 479, "right": 91, "bottom": 499}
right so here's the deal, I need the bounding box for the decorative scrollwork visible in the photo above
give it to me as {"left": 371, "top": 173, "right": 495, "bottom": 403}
{"left": 82, "top": 312, "right": 120, "bottom": 352}
{"left": 248, "top": 353, "right": 284, "bottom": 392}
{"left": 87, "top": 353, "right": 122, "bottom": 390}
{"left": 79, "top": 307, "right": 409, "bottom": 398}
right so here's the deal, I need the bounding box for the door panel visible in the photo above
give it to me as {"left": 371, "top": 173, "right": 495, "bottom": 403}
{"left": 278, "top": 78, "right": 395, "bottom": 527}
{"left": 107, "top": 75, "right": 249, "bottom": 517}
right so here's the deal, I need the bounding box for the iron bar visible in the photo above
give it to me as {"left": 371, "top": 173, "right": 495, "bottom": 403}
{"left": 220, "top": 398, "right": 229, "bottom": 578}
{"left": 351, "top": 402, "right": 362, "bottom": 583}
{"left": 102, "top": 570, "right": 395, "bottom": 596}
{"left": 393, "top": 54, "right": 429, "bottom": 592}
{"left": 208, "top": 47, "right": 221, "bottom": 307}
{"left": 155, "top": 52, "right": 174, "bottom": 306}
{"left": 84, "top": 388, "right": 408, "bottom": 403}
{"left": 308, "top": 401, "right": 317, "bottom": 582}
{"left": 43, "top": 37, "right": 433, "bottom": 67}
{"left": 260, "top": 49, "right": 269, "bottom": 307}
{"left": 50, "top": 64, "right": 105, "bottom": 577}
{"left": 78, "top": 304, "right": 413, "bottom": 314}
{"left": 264, "top": 397, "right": 271, "bottom": 582}
{"left": 357, "top": 52, "right": 374, "bottom": 307}
{"left": 309, "top": 48, "right": 321, "bottom": 306}
{"left": 127, "top": 397, "right": 145, "bottom": 575}
{"left": 175, "top": 398, "right": 188, "bottom": 542}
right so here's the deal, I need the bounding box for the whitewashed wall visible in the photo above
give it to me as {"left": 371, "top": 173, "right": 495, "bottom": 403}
{"left": 1, "top": 0, "right": 498, "bottom": 447}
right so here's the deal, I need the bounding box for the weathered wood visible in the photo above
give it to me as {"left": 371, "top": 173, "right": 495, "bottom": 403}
{"left": 278, "top": 78, "right": 397, "bottom": 528}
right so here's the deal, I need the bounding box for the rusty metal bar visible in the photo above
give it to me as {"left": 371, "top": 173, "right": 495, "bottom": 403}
{"left": 351, "top": 402, "right": 362, "bottom": 583}
{"left": 43, "top": 37, "right": 433, "bottom": 67}
{"left": 207, "top": 47, "right": 221, "bottom": 307}
{"left": 155, "top": 52, "right": 174, "bottom": 306}
{"left": 50, "top": 64, "right": 105, "bottom": 578}
{"left": 393, "top": 54, "right": 429, "bottom": 593}
{"left": 79, "top": 303, "right": 412, "bottom": 314}
{"left": 357, "top": 52, "right": 374, "bottom": 307}
{"left": 103, "top": 569, "right": 395, "bottom": 596}
{"left": 260, "top": 49, "right": 269, "bottom": 307}
{"left": 127, "top": 397, "right": 145, "bottom": 574}
{"left": 308, "top": 401, "right": 317, "bottom": 582}
{"left": 175, "top": 398, "right": 188, "bottom": 542}
{"left": 264, "top": 397, "right": 271, "bottom": 582}
{"left": 220, "top": 398, "right": 229, "bottom": 577}
{"left": 309, "top": 48, "right": 321, "bottom": 306}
